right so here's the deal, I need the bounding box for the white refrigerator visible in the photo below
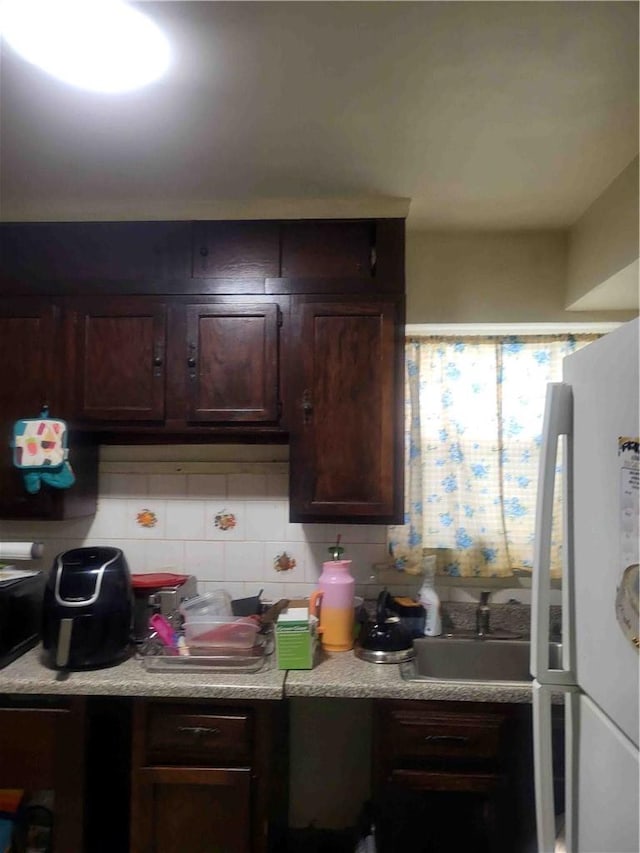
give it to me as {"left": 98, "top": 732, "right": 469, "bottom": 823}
{"left": 531, "top": 318, "right": 639, "bottom": 853}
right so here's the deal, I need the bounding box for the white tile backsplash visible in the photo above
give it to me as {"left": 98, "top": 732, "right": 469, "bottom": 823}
{"left": 187, "top": 474, "right": 227, "bottom": 499}
{"left": 144, "top": 539, "right": 186, "bottom": 572}
{"left": 100, "top": 472, "right": 148, "bottom": 499}
{"left": 266, "top": 473, "right": 288, "bottom": 498}
{"left": 184, "top": 540, "right": 225, "bottom": 582}
{"left": 90, "top": 499, "right": 129, "bottom": 538}
{"left": 17, "top": 454, "right": 395, "bottom": 599}
{"left": 116, "top": 539, "right": 146, "bottom": 573}
{"left": 224, "top": 541, "right": 266, "bottom": 583}
{"left": 165, "top": 500, "right": 206, "bottom": 540}
{"left": 147, "top": 473, "right": 189, "bottom": 498}
{"left": 228, "top": 472, "right": 267, "bottom": 499}
{"left": 245, "top": 501, "right": 286, "bottom": 541}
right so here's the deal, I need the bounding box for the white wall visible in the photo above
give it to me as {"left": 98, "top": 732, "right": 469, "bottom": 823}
{"left": 566, "top": 156, "right": 639, "bottom": 311}
{"left": 406, "top": 229, "right": 637, "bottom": 324}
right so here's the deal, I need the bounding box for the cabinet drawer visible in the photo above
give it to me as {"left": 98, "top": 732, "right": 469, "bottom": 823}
{"left": 383, "top": 706, "right": 506, "bottom": 762}
{"left": 389, "top": 768, "right": 504, "bottom": 794}
{"left": 146, "top": 704, "right": 252, "bottom": 766}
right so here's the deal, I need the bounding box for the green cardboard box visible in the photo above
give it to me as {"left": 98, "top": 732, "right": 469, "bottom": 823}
{"left": 275, "top": 601, "right": 319, "bottom": 670}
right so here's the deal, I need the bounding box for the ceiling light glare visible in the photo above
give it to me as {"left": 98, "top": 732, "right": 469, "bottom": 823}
{"left": 0, "top": 0, "right": 171, "bottom": 93}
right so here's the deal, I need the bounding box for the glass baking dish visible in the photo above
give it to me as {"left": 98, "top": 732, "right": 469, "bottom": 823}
{"left": 136, "top": 627, "right": 274, "bottom": 673}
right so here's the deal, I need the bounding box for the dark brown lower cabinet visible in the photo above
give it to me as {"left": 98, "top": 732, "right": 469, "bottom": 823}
{"left": 133, "top": 767, "right": 251, "bottom": 853}
{"left": 0, "top": 696, "right": 86, "bottom": 852}
{"left": 130, "top": 699, "right": 287, "bottom": 853}
{"left": 372, "top": 700, "right": 536, "bottom": 853}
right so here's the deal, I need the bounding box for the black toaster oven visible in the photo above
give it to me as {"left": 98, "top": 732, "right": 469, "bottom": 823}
{"left": 0, "top": 570, "right": 46, "bottom": 668}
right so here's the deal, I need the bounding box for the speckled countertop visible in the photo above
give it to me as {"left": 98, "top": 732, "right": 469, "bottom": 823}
{"left": 0, "top": 603, "right": 562, "bottom": 703}
{"left": 0, "top": 646, "right": 286, "bottom": 700}
{"left": 284, "top": 649, "right": 538, "bottom": 703}
{"left": 0, "top": 644, "right": 546, "bottom": 704}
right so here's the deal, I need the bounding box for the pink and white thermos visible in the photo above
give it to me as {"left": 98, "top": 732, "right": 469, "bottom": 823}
{"left": 309, "top": 537, "right": 355, "bottom": 652}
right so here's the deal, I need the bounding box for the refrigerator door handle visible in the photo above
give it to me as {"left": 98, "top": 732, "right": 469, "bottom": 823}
{"left": 533, "top": 681, "right": 579, "bottom": 853}
{"left": 533, "top": 681, "right": 557, "bottom": 852}
{"left": 563, "top": 688, "right": 579, "bottom": 853}
{"left": 531, "top": 382, "right": 575, "bottom": 684}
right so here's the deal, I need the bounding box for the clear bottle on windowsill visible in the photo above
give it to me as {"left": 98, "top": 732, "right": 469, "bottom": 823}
{"left": 419, "top": 551, "right": 442, "bottom": 636}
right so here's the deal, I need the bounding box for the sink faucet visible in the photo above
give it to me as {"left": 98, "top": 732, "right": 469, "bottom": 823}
{"left": 475, "top": 591, "right": 491, "bottom": 637}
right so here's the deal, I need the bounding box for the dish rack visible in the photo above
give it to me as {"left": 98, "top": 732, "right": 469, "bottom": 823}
{"left": 137, "top": 625, "right": 274, "bottom": 674}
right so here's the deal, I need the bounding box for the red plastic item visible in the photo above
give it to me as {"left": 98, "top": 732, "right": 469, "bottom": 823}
{"left": 184, "top": 617, "right": 260, "bottom": 649}
{"left": 131, "top": 572, "right": 192, "bottom": 589}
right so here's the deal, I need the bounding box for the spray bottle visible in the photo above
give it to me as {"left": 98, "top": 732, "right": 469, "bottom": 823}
{"left": 418, "top": 552, "right": 442, "bottom": 636}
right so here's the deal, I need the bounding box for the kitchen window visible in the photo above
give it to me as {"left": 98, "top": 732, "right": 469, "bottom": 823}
{"left": 388, "top": 325, "right": 609, "bottom": 578}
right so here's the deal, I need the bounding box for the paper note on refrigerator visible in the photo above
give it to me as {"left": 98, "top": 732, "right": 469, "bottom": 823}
{"left": 616, "top": 437, "right": 639, "bottom": 650}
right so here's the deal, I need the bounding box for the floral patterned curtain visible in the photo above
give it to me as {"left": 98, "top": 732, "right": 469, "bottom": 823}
{"left": 388, "top": 334, "right": 599, "bottom": 578}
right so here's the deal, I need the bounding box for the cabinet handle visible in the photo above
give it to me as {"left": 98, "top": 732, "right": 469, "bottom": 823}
{"left": 187, "top": 341, "right": 197, "bottom": 379}
{"left": 423, "top": 735, "right": 470, "bottom": 746}
{"left": 301, "top": 390, "right": 313, "bottom": 423}
{"left": 177, "top": 725, "right": 221, "bottom": 738}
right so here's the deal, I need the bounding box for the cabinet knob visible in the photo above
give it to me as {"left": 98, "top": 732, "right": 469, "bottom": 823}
{"left": 301, "top": 390, "right": 313, "bottom": 423}
{"left": 153, "top": 355, "right": 163, "bottom": 367}
{"left": 187, "top": 356, "right": 196, "bottom": 369}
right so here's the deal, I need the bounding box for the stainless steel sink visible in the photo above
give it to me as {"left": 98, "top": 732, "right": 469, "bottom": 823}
{"left": 401, "top": 636, "right": 563, "bottom": 682}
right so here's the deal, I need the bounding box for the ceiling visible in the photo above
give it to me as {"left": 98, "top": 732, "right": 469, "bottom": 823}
{"left": 0, "top": 1, "right": 638, "bottom": 231}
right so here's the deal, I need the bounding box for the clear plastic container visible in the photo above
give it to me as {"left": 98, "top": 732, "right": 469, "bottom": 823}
{"left": 179, "top": 590, "right": 232, "bottom": 622}
{"left": 183, "top": 617, "right": 259, "bottom": 649}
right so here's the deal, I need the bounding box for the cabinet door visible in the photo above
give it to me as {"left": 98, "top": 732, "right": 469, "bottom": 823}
{"left": 0, "top": 699, "right": 86, "bottom": 853}
{"left": 192, "top": 221, "right": 280, "bottom": 281}
{"left": 281, "top": 221, "right": 374, "bottom": 278}
{"left": 1, "top": 221, "right": 191, "bottom": 281}
{"left": 289, "top": 297, "right": 404, "bottom": 523}
{"left": 70, "top": 297, "right": 167, "bottom": 422}
{"left": 131, "top": 766, "right": 251, "bottom": 853}
{"left": 185, "top": 301, "right": 281, "bottom": 423}
{"left": 0, "top": 298, "right": 98, "bottom": 519}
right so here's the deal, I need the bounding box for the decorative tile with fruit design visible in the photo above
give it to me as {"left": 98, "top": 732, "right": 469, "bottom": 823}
{"left": 214, "top": 509, "right": 237, "bottom": 531}
{"left": 136, "top": 508, "right": 158, "bottom": 528}
{"left": 273, "top": 551, "right": 296, "bottom": 572}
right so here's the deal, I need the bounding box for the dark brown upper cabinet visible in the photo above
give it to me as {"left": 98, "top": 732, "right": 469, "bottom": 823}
{"left": 288, "top": 296, "right": 404, "bottom": 524}
{"left": 0, "top": 222, "right": 191, "bottom": 283}
{"left": 191, "top": 222, "right": 280, "bottom": 281}
{"left": 66, "top": 295, "right": 285, "bottom": 432}
{"left": 0, "top": 297, "right": 97, "bottom": 519}
{"left": 68, "top": 297, "right": 168, "bottom": 423}
{"left": 0, "top": 218, "right": 405, "bottom": 523}
{"left": 280, "top": 221, "right": 374, "bottom": 279}
{"left": 183, "top": 301, "right": 281, "bottom": 423}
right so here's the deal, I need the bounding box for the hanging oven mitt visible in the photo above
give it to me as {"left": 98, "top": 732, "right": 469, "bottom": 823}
{"left": 11, "top": 407, "right": 75, "bottom": 494}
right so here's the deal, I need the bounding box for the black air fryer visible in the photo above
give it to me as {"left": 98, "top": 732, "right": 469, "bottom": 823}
{"left": 42, "top": 546, "right": 133, "bottom": 669}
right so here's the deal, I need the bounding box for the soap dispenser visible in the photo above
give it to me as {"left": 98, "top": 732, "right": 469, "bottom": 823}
{"left": 418, "top": 552, "right": 442, "bottom": 637}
